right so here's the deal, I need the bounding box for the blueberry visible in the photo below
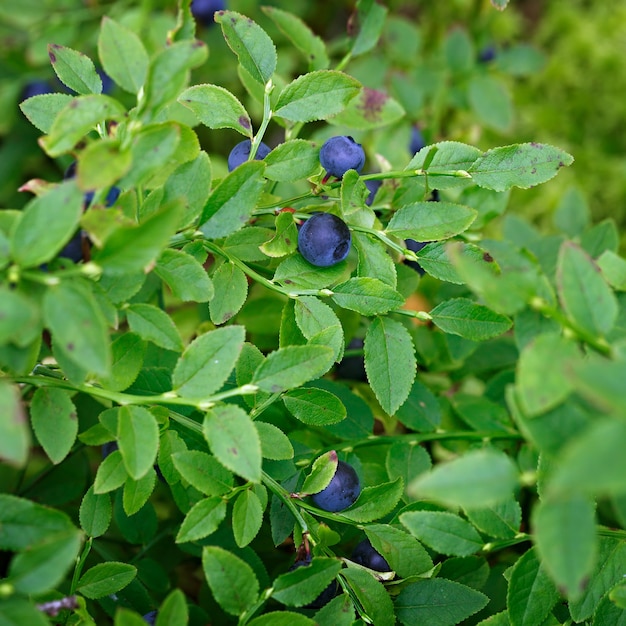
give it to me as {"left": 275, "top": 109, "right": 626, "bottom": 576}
{"left": 142, "top": 611, "right": 158, "bottom": 625}
{"left": 335, "top": 337, "right": 367, "bottom": 382}
{"left": 58, "top": 231, "right": 85, "bottom": 263}
{"left": 409, "top": 125, "right": 426, "bottom": 155}
{"left": 429, "top": 189, "right": 440, "bottom": 202}
{"left": 351, "top": 539, "right": 391, "bottom": 572}
{"left": 289, "top": 557, "right": 338, "bottom": 609}
{"left": 319, "top": 136, "right": 365, "bottom": 179}
{"left": 478, "top": 45, "right": 497, "bottom": 63}
{"left": 227, "top": 139, "right": 271, "bottom": 172}
{"left": 364, "top": 179, "right": 382, "bottom": 206}
{"left": 404, "top": 239, "right": 429, "bottom": 275}
{"left": 97, "top": 68, "right": 114, "bottom": 94}
{"left": 102, "top": 441, "right": 119, "bottom": 459}
{"left": 21, "top": 80, "right": 53, "bottom": 101}
{"left": 311, "top": 460, "right": 360, "bottom": 512}
{"left": 297, "top": 213, "right": 351, "bottom": 267}
{"left": 191, "top": 0, "right": 225, "bottom": 26}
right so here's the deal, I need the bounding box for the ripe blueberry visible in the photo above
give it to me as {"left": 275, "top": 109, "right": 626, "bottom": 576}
{"left": 289, "top": 557, "right": 338, "bottom": 609}
{"left": 191, "top": 0, "right": 225, "bottom": 26}
{"left": 97, "top": 68, "right": 114, "bottom": 94}
{"left": 478, "top": 45, "right": 497, "bottom": 63}
{"left": 409, "top": 125, "right": 426, "bottom": 155}
{"left": 319, "top": 136, "right": 365, "bottom": 179}
{"left": 311, "top": 460, "right": 360, "bottom": 512}
{"left": 227, "top": 139, "right": 271, "bottom": 172}
{"left": 364, "top": 179, "right": 382, "bottom": 206}
{"left": 142, "top": 611, "right": 158, "bottom": 625}
{"left": 58, "top": 231, "right": 85, "bottom": 263}
{"left": 351, "top": 538, "right": 391, "bottom": 572}
{"left": 297, "top": 212, "right": 351, "bottom": 267}
{"left": 21, "top": 80, "right": 53, "bottom": 101}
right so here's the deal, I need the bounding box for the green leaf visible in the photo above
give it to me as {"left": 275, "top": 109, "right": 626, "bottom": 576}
{"left": 272, "top": 557, "right": 342, "bottom": 607}
{"left": 386, "top": 442, "right": 432, "bottom": 499}
{"left": 93, "top": 449, "right": 128, "bottom": 493}
{"left": 156, "top": 589, "right": 189, "bottom": 626}
{"left": 556, "top": 241, "right": 618, "bottom": 337}
{"left": 464, "top": 497, "right": 521, "bottom": 539}
{"left": 19, "top": 93, "right": 74, "bottom": 133}
{"left": 553, "top": 187, "right": 590, "bottom": 237}
{"left": 597, "top": 250, "right": 626, "bottom": 290}
{"left": 99, "top": 332, "right": 145, "bottom": 392}
{"left": 331, "top": 277, "right": 405, "bottom": 316}
{"left": 208, "top": 262, "right": 248, "bottom": 325}
{"left": 77, "top": 562, "right": 137, "bottom": 599}
{"left": 408, "top": 448, "right": 519, "bottom": 508}
{"left": 350, "top": 0, "right": 389, "bottom": 57}
{"left": 248, "top": 613, "right": 316, "bottom": 626}
{"left": 329, "top": 87, "right": 405, "bottom": 130}
{"left": 117, "top": 406, "right": 159, "bottom": 480}
{"left": 386, "top": 201, "right": 477, "bottom": 241}
{"left": 313, "top": 595, "right": 355, "bottom": 626}
{"left": 171, "top": 450, "right": 234, "bottom": 496}
{"left": 79, "top": 486, "right": 112, "bottom": 538}
{"left": 256, "top": 421, "right": 293, "bottom": 460}
{"left": 430, "top": 297, "right": 512, "bottom": 341}
{"left": 364, "top": 316, "right": 416, "bottom": 415}
{"left": 202, "top": 546, "right": 259, "bottom": 615}
{"left": 400, "top": 510, "right": 483, "bottom": 556}
{"left": 224, "top": 226, "right": 273, "bottom": 262}
{"left": 98, "top": 17, "right": 149, "bottom": 94}
{"left": 252, "top": 345, "right": 335, "bottom": 393}
{"left": 123, "top": 469, "right": 156, "bottom": 515}
{"left": 11, "top": 180, "right": 83, "bottom": 267}
{"left": 274, "top": 255, "right": 348, "bottom": 289}
{"left": 199, "top": 161, "right": 266, "bottom": 239}
{"left": 203, "top": 405, "right": 262, "bottom": 482}
{"left": 264, "top": 140, "right": 320, "bottom": 182}
{"left": 274, "top": 70, "right": 361, "bottom": 122}
{"left": 532, "top": 494, "right": 596, "bottom": 599}
{"left": 342, "top": 478, "right": 404, "bottom": 523}
{"left": 301, "top": 450, "right": 339, "bottom": 496}
{"left": 40, "top": 95, "right": 126, "bottom": 156}
{"left": 232, "top": 489, "right": 264, "bottom": 547}
{"left": 341, "top": 567, "right": 395, "bottom": 626}
{"left": 172, "top": 325, "right": 245, "bottom": 399}
{"left": 294, "top": 296, "right": 343, "bottom": 362}
{"left": 282, "top": 387, "right": 346, "bottom": 426}
{"left": 365, "top": 524, "right": 434, "bottom": 578}
{"left": 261, "top": 6, "right": 329, "bottom": 70}
{"left": 0, "top": 381, "right": 30, "bottom": 467}
{"left": 77, "top": 138, "right": 131, "bottom": 190}
{"left": 574, "top": 357, "right": 626, "bottom": 414}
{"left": 155, "top": 248, "right": 213, "bottom": 302}
{"left": 9, "top": 529, "right": 83, "bottom": 595}
{"left": 175, "top": 496, "right": 227, "bottom": 543}
{"left": 507, "top": 547, "right": 559, "bottom": 626}
{"left": 260, "top": 211, "right": 299, "bottom": 258}
{"left": 178, "top": 84, "right": 252, "bottom": 136}
{"left": 395, "top": 378, "right": 442, "bottom": 432}
{"left": 126, "top": 304, "right": 184, "bottom": 352}
{"left": 30, "top": 387, "right": 77, "bottom": 464}
{"left": 0, "top": 598, "right": 52, "bottom": 626}
{"left": 353, "top": 232, "right": 397, "bottom": 286}
{"left": 516, "top": 332, "right": 580, "bottom": 417}
{"left": 451, "top": 393, "right": 514, "bottom": 432}
{"left": 215, "top": 11, "right": 277, "bottom": 85}
{"left": 395, "top": 579, "right": 489, "bottom": 626}
{"left": 468, "top": 75, "right": 513, "bottom": 132}
{"left": 48, "top": 43, "right": 102, "bottom": 94}
{"left": 468, "top": 143, "right": 574, "bottom": 191}
{"left": 43, "top": 281, "right": 111, "bottom": 376}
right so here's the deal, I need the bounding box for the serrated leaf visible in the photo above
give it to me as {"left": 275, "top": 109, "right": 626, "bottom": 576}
{"left": 19, "top": 93, "right": 74, "bottom": 133}
{"left": 208, "top": 262, "right": 248, "bottom": 325}
{"left": 301, "top": 450, "right": 338, "bottom": 495}
{"left": 351, "top": 0, "right": 389, "bottom": 57}
{"left": 248, "top": 613, "right": 316, "bottom": 626}
{"left": 171, "top": 450, "right": 234, "bottom": 496}
{"left": 406, "top": 141, "right": 481, "bottom": 188}
{"left": 30, "top": 387, "right": 77, "bottom": 464}
{"left": 395, "top": 579, "right": 489, "bottom": 626}
{"left": 342, "top": 478, "right": 403, "bottom": 523}
{"left": 202, "top": 546, "right": 259, "bottom": 615}
{"left": 556, "top": 241, "right": 617, "bottom": 337}
{"left": 260, "top": 211, "right": 298, "bottom": 258}
{"left": 0, "top": 381, "right": 29, "bottom": 467}
{"left": 126, "top": 303, "right": 184, "bottom": 352}
{"left": 93, "top": 449, "right": 128, "bottom": 493}
{"left": 79, "top": 486, "right": 112, "bottom": 538}
{"left": 386, "top": 201, "right": 477, "bottom": 241}
{"left": 294, "top": 296, "right": 343, "bottom": 361}
{"left": 123, "top": 469, "right": 156, "bottom": 516}
{"left": 232, "top": 489, "right": 263, "bottom": 547}
{"left": 203, "top": 405, "right": 262, "bottom": 482}
{"left": 178, "top": 84, "right": 252, "bottom": 136}
{"left": 98, "top": 332, "right": 145, "bottom": 393}
{"left": 364, "top": 316, "right": 416, "bottom": 415}
{"left": 274, "top": 255, "right": 347, "bottom": 289}
{"left": 430, "top": 297, "right": 512, "bottom": 341}
{"left": 331, "top": 277, "right": 404, "bottom": 316}
{"left": 77, "top": 562, "right": 137, "bottom": 599}
{"left": 597, "top": 250, "right": 626, "bottom": 290}
{"left": 155, "top": 589, "right": 188, "bottom": 626}
{"left": 48, "top": 43, "right": 102, "bottom": 94}
{"left": 395, "top": 378, "right": 442, "bottom": 432}
{"left": 215, "top": 11, "right": 277, "bottom": 85}
{"left": 329, "top": 87, "right": 405, "bottom": 130}
{"left": 464, "top": 497, "right": 521, "bottom": 539}
{"left": 274, "top": 70, "right": 361, "bottom": 122}
{"left": 353, "top": 232, "right": 397, "bottom": 286}
{"left": 98, "top": 17, "right": 148, "bottom": 94}
{"left": 175, "top": 496, "right": 227, "bottom": 543}
{"left": 468, "top": 75, "right": 513, "bottom": 132}
{"left": 532, "top": 494, "right": 596, "bottom": 599}
{"left": 172, "top": 325, "right": 245, "bottom": 398}
{"left": 408, "top": 448, "right": 519, "bottom": 508}
{"left": 155, "top": 248, "right": 213, "bottom": 302}
{"left": 117, "top": 406, "right": 159, "bottom": 480}
{"left": 272, "top": 558, "right": 342, "bottom": 607}
{"left": 341, "top": 567, "right": 394, "bottom": 626}
{"left": 256, "top": 421, "right": 293, "bottom": 460}
{"left": 263, "top": 139, "right": 321, "bottom": 182}
{"left": 199, "top": 160, "right": 266, "bottom": 239}
{"left": 468, "top": 143, "right": 574, "bottom": 191}
{"left": 252, "top": 345, "right": 335, "bottom": 393}
{"left": 386, "top": 442, "right": 431, "bottom": 499}
{"left": 282, "top": 387, "right": 346, "bottom": 426}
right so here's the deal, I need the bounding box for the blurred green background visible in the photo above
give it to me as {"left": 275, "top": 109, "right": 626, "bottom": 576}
{"left": 1, "top": 0, "right": 624, "bottom": 234}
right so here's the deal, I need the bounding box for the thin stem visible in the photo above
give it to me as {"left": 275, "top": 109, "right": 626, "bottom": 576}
{"left": 249, "top": 80, "right": 274, "bottom": 161}
{"left": 262, "top": 471, "right": 309, "bottom": 534}
{"left": 481, "top": 533, "right": 530, "bottom": 554}
{"left": 69, "top": 537, "right": 93, "bottom": 595}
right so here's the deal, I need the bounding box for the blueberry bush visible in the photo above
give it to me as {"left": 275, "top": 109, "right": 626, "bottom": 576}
{"left": 1, "top": 1, "right": 626, "bottom": 625}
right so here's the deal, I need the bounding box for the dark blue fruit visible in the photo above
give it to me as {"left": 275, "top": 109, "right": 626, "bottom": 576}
{"left": 191, "top": 0, "right": 225, "bottom": 26}
{"left": 311, "top": 460, "right": 360, "bottom": 512}
{"left": 142, "top": 611, "right": 158, "bottom": 625}
{"left": 297, "top": 212, "right": 351, "bottom": 267}
{"left": 97, "top": 68, "right": 114, "bottom": 94}
{"left": 335, "top": 337, "right": 367, "bottom": 382}
{"left": 478, "top": 45, "right": 497, "bottom": 63}
{"left": 351, "top": 538, "right": 391, "bottom": 572}
{"left": 289, "top": 557, "right": 338, "bottom": 609}
{"left": 102, "top": 441, "right": 119, "bottom": 459}
{"left": 409, "top": 125, "right": 426, "bottom": 155}
{"left": 404, "top": 239, "right": 428, "bottom": 275}
{"left": 319, "top": 136, "right": 365, "bottom": 179}
{"left": 227, "top": 139, "right": 271, "bottom": 172}
{"left": 58, "top": 231, "right": 85, "bottom": 263}
{"left": 21, "top": 80, "right": 53, "bottom": 101}
{"left": 364, "top": 179, "right": 382, "bottom": 206}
